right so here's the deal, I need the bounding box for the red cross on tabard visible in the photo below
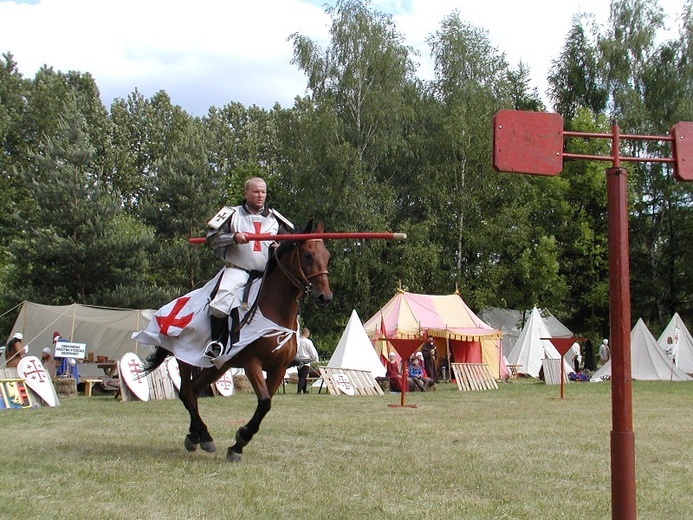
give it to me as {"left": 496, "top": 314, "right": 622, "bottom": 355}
{"left": 128, "top": 358, "right": 144, "bottom": 383}
{"left": 156, "top": 296, "right": 193, "bottom": 335}
{"left": 21, "top": 358, "right": 48, "bottom": 384}
{"left": 252, "top": 222, "right": 262, "bottom": 251}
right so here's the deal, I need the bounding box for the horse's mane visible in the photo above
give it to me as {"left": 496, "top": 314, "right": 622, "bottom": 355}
{"left": 264, "top": 220, "right": 315, "bottom": 275}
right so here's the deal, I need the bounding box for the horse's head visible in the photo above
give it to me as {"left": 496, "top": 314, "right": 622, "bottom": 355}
{"left": 295, "top": 220, "right": 332, "bottom": 308}
{"left": 271, "top": 220, "right": 332, "bottom": 308}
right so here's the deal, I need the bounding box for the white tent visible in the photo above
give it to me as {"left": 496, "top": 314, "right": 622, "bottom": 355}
{"left": 657, "top": 313, "right": 693, "bottom": 374}
{"left": 327, "top": 309, "right": 386, "bottom": 378}
{"left": 591, "top": 318, "right": 692, "bottom": 382}
{"left": 506, "top": 306, "right": 574, "bottom": 378}
{"left": 480, "top": 306, "right": 573, "bottom": 357}
{"left": 8, "top": 301, "right": 155, "bottom": 361}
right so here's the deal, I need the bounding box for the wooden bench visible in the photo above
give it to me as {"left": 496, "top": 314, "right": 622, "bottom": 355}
{"left": 507, "top": 364, "right": 521, "bottom": 378}
{"left": 81, "top": 378, "right": 103, "bottom": 397}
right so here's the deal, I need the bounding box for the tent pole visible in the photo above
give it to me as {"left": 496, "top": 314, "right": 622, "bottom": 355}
{"left": 70, "top": 304, "right": 77, "bottom": 342}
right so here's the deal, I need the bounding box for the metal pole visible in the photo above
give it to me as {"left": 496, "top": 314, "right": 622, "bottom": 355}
{"left": 607, "top": 123, "right": 636, "bottom": 520}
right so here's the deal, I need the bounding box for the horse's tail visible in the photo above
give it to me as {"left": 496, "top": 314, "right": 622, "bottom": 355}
{"left": 142, "top": 346, "right": 170, "bottom": 375}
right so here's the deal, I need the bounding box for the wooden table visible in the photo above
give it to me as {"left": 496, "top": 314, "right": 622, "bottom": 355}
{"left": 97, "top": 361, "right": 118, "bottom": 377}
{"left": 508, "top": 364, "right": 521, "bottom": 378}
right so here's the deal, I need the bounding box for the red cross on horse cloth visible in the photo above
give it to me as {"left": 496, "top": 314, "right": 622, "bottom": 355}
{"left": 155, "top": 296, "right": 194, "bottom": 337}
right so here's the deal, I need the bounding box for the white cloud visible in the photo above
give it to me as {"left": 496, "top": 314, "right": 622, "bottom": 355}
{"left": 0, "top": 0, "right": 686, "bottom": 116}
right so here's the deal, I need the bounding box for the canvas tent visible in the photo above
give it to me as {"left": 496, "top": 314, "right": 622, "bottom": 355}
{"left": 480, "top": 306, "right": 573, "bottom": 357}
{"left": 657, "top": 313, "right": 693, "bottom": 374}
{"left": 362, "top": 290, "right": 506, "bottom": 379}
{"left": 591, "top": 318, "right": 692, "bottom": 382}
{"left": 327, "top": 310, "right": 386, "bottom": 378}
{"left": 7, "top": 301, "right": 155, "bottom": 361}
{"left": 506, "top": 306, "right": 575, "bottom": 378}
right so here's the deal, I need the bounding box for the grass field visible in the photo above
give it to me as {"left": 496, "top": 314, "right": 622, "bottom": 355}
{"left": 1, "top": 378, "right": 691, "bottom": 520}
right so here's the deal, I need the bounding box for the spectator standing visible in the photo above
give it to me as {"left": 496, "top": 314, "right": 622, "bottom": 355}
{"left": 4, "top": 333, "right": 25, "bottom": 368}
{"left": 294, "top": 328, "right": 319, "bottom": 394}
{"left": 599, "top": 339, "right": 610, "bottom": 364}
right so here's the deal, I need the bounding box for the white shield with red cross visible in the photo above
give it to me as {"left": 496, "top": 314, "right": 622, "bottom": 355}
{"left": 165, "top": 356, "right": 181, "bottom": 391}
{"left": 214, "top": 369, "right": 235, "bottom": 397}
{"left": 119, "top": 352, "right": 150, "bottom": 401}
{"left": 17, "top": 356, "right": 59, "bottom": 407}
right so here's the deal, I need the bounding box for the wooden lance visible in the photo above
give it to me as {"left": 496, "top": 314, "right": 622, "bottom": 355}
{"left": 188, "top": 232, "right": 407, "bottom": 244}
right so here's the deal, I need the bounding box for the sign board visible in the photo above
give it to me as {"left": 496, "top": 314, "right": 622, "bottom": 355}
{"left": 670, "top": 122, "right": 693, "bottom": 181}
{"left": 54, "top": 341, "right": 87, "bottom": 359}
{"left": 493, "top": 110, "right": 564, "bottom": 176}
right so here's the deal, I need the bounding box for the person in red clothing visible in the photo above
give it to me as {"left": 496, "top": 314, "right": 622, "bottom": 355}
{"left": 385, "top": 351, "right": 413, "bottom": 392}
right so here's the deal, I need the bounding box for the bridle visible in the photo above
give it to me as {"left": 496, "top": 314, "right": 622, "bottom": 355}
{"left": 273, "top": 238, "right": 329, "bottom": 299}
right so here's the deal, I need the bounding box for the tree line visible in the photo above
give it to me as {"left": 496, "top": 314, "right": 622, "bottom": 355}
{"left": 1, "top": 0, "right": 691, "bottom": 353}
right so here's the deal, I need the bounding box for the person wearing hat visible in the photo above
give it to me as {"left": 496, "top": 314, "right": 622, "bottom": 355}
{"left": 4, "top": 334, "right": 26, "bottom": 368}
{"left": 41, "top": 347, "right": 57, "bottom": 378}
{"left": 54, "top": 332, "right": 80, "bottom": 383}
{"left": 385, "top": 351, "right": 412, "bottom": 392}
{"left": 598, "top": 338, "right": 610, "bottom": 365}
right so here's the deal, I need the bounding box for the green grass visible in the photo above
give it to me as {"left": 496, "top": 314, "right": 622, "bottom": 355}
{"left": 1, "top": 379, "right": 691, "bottom": 519}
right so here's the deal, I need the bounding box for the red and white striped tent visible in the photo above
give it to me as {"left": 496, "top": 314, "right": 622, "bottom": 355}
{"left": 363, "top": 290, "right": 507, "bottom": 379}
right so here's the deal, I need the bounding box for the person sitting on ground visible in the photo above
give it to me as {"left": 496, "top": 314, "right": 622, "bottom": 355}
{"left": 408, "top": 357, "right": 427, "bottom": 392}
{"left": 385, "top": 351, "right": 413, "bottom": 392}
{"left": 415, "top": 351, "right": 435, "bottom": 390}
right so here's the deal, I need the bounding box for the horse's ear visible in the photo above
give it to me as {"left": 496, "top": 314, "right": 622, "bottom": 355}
{"left": 315, "top": 221, "right": 324, "bottom": 233}
{"left": 301, "top": 219, "right": 314, "bottom": 234}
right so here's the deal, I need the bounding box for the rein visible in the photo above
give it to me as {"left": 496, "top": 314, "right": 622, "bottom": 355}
{"left": 273, "top": 239, "right": 328, "bottom": 298}
{"left": 235, "top": 238, "right": 328, "bottom": 330}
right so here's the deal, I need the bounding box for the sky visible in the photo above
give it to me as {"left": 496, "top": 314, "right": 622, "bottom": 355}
{"left": 0, "top": 0, "right": 687, "bottom": 117}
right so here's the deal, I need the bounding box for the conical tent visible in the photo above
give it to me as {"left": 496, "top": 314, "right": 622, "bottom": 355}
{"left": 362, "top": 290, "right": 506, "bottom": 379}
{"left": 480, "top": 306, "right": 574, "bottom": 357}
{"left": 328, "top": 310, "right": 386, "bottom": 378}
{"left": 506, "top": 306, "right": 574, "bottom": 378}
{"left": 657, "top": 313, "right": 693, "bottom": 374}
{"left": 591, "top": 318, "right": 692, "bottom": 382}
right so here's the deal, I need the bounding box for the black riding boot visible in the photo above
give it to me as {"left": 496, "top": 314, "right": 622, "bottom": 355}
{"left": 204, "top": 315, "right": 229, "bottom": 359}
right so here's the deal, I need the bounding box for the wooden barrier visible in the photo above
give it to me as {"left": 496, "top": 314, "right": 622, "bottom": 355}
{"left": 147, "top": 363, "right": 177, "bottom": 400}
{"left": 450, "top": 363, "right": 498, "bottom": 391}
{"left": 317, "top": 367, "right": 384, "bottom": 396}
{"left": 542, "top": 358, "right": 569, "bottom": 386}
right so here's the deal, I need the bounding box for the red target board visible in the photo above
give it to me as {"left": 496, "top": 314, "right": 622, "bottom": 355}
{"left": 493, "top": 110, "right": 564, "bottom": 176}
{"left": 670, "top": 122, "right": 693, "bottom": 181}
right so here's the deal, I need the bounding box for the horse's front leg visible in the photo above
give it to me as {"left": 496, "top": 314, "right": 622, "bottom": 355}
{"left": 227, "top": 364, "right": 284, "bottom": 462}
{"left": 179, "top": 363, "right": 223, "bottom": 453}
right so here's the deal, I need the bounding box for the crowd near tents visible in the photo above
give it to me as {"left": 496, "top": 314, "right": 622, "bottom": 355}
{"left": 4, "top": 298, "right": 692, "bottom": 386}
{"left": 591, "top": 318, "right": 693, "bottom": 382}
{"left": 7, "top": 301, "right": 155, "bottom": 361}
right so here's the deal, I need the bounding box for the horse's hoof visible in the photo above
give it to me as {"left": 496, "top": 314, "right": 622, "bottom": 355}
{"left": 184, "top": 436, "right": 198, "bottom": 452}
{"left": 200, "top": 441, "right": 217, "bottom": 453}
{"left": 226, "top": 448, "right": 242, "bottom": 463}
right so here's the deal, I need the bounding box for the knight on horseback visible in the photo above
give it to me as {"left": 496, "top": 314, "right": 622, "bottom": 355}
{"left": 204, "top": 177, "right": 293, "bottom": 360}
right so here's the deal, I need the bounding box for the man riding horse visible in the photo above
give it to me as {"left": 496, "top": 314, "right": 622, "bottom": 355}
{"left": 204, "top": 177, "right": 293, "bottom": 362}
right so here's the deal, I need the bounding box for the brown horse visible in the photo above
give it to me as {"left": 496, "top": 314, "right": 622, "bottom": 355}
{"left": 143, "top": 221, "right": 332, "bottom": 462}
